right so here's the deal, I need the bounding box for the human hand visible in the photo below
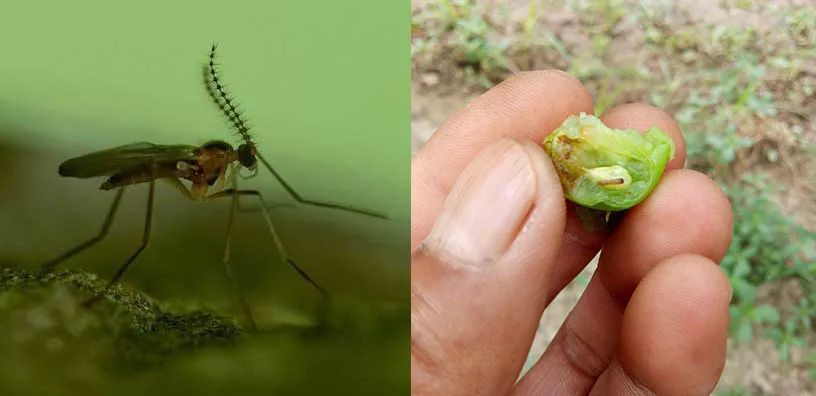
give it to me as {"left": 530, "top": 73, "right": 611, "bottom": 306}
{"left": 411, "top": 71, "right": 733, "bottom": 395}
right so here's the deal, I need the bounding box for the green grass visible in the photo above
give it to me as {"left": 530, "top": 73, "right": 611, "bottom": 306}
{"left": 412, "top": 0, "right": 510, "bottom": 87}
{"left": 722, "top": 175, "right": 816, "bottom": 362}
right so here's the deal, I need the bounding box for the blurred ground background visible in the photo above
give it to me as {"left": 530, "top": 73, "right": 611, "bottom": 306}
{"left": 412, "top": 0, "right": 815, "bottom": 394}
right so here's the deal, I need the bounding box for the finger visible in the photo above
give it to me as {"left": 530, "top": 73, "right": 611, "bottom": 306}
{"left": 514, "top": 170, "right": 732, "bottom": 395}
{"left": 412, "top": 70, "right": 593, "bottom": 251}
{"left": 598, "top": 170, "right": 733, "bottom": 299}
{"left": 590, "top": 255, "right": 731, "bottom": 396}
{"left": 412, "top": 138, "right": 566, "bottom": 396}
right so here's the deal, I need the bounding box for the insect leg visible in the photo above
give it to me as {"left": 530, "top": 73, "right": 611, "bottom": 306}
{"left": 256, "top": 153, "right": 388, "bottom": 219}
{"left": 222, "top": 164, "right": 239, "bottom": 263}
{"left": 164, "top": 177, "right": 259, "bottom": 328}
{"left": 164, "top": 177, "right": 195, "bottom": 200}
{"left": 84, "top": 181, "right": 155, "bottom": 307}
{"left": 237, "top": 201, "right": 295, "bottom": 213}
{"left": 220, "top": 167, "right": 259, "bottom": 330}
{"left": 41, "top": 188, "right": 125, "bottom": 271}
{"left": 208, "top": 188, "right": 327, "bottom": 297}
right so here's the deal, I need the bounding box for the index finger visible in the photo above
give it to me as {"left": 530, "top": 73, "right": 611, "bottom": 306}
{"left": 412, "top": 70, "right": 594, "bottom": 251}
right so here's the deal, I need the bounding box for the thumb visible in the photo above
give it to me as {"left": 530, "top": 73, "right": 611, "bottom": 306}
{"left": 412, "top": 138, "right": 566, "bottom": 396}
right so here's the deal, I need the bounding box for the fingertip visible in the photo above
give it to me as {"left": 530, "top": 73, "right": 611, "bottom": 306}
{"left": 599, "top": 169, "right": 733, "bottom": 297}
{"left": 618, "top": 254, "right": 730, "bottom": 395}
{"left": 500, "top": 70, "right": 594, "bottom": 110}
{"left": 493, "top": 70, "right": 595, "bottom": 137}
{"left": 637, "top": 169, "right": 733, "bottom": 256}
{"left": 600, "top": 102, "right": 686, "bottom": 169}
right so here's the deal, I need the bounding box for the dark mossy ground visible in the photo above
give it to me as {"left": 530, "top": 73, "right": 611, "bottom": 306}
{"left": 0, "top": 267, "right": 242, "bottom": 365}
{"left": 0, "top": 267, "right": 409, "bottom": 395}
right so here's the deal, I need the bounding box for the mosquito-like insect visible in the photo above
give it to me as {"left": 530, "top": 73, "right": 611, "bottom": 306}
{"left": 41, "top": 44, "right": 387, "bottom": 327}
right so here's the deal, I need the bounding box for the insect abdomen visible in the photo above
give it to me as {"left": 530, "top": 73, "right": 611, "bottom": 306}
{"left": 100, "top": 167, "right": 178, "bottom": 190}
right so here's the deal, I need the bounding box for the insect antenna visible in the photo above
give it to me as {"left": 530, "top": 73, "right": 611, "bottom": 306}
{"left": 204, "top": 44, "right": 254, "bottom": 146}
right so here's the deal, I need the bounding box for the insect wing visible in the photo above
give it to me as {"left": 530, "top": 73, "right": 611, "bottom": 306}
{"left": 58, "top": 142, "right": 198, "bottom": 178}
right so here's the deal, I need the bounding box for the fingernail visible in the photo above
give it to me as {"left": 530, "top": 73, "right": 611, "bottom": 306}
{"left": 424, "top": 138, "right": 537, "bottom": 266}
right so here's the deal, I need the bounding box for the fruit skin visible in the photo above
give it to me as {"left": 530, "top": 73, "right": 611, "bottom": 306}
{"left": 543, "top": 113, "right": 675, "bottom": 211}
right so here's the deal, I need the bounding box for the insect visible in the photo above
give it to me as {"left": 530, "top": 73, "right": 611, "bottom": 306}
{"left": 41, "top": 44, "right": 387, "bottom": 328}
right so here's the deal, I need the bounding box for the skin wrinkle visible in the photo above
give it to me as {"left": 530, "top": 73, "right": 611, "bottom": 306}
{"left": 411, "top": 174, "right": 444, "bottom": 252}
{"left": 517, "top": 252, "right": 626, "bottom": 394}
{"left": 613, "top": 353, "right": 671, "bottom": 395}
{"left": 555, "top": 279, "right": 626, "bottom": 383}
{"left": 411, "top": 267, "right": 448, "bottom": 376}
{"left": 593, "top": 360, "right": 656, "bottom": 396}
{"left": 620, "top": 371, "right": 657, "bottom": 396}
{"left": 411, "top": 272, "right": 483, "bottom": 395}
{"left": 560, "top": 322, "right": 608, "bottom": 379}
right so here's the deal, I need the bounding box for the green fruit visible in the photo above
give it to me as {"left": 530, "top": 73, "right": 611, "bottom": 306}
{"left": 543, "top": 113, "right": 675, "bottom": 211}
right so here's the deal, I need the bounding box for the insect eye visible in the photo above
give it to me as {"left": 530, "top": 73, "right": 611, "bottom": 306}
{"left": 237, "top": 144, "right": 256, "bottom": 169}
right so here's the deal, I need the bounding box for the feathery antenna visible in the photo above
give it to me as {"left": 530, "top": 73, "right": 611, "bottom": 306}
{"left": 204, "top": 44, "right": 254, "bottom": 145}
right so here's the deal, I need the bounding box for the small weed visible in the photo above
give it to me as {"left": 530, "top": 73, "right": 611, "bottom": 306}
{"left": 412, "top": 0, "right": 509, "bottom": 87}
{"left": 722, "top": 174, "right": 816, "bottom": 361}
{"left": 785, "top": 7, "right": 816, "bottom": 48}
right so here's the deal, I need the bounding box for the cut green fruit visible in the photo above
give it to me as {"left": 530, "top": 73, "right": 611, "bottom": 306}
{"left": 543, "top": 113, "right": 675, "bottom": 211}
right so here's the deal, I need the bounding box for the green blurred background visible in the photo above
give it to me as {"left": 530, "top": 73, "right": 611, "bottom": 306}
{"left": 0, "top": 0, "right": 409, "bottom": 394}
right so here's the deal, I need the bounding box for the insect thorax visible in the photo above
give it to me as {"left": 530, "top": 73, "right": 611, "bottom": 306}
{"left": 188, "top": 140, "right": 238, "bottom": 185}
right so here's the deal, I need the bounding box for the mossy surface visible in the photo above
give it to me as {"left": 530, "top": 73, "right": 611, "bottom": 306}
{"left": 0, "top": 267, "right": 241, "bottom": 366}
{"left": 0, "top": 267, "right": 409, "bottom": 395}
